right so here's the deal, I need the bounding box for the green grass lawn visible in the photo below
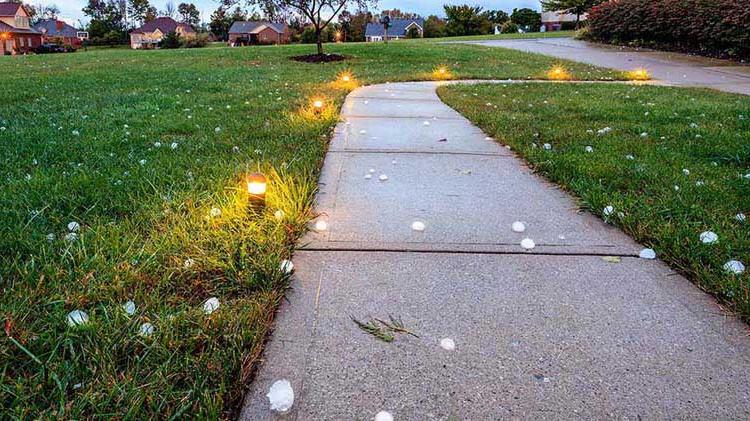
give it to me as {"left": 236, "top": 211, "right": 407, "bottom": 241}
{"left": 0, "top": 42, "right": 621, "bottom": 418}
{"left": 439, "top": 82, "right": 750, "bottom": 315}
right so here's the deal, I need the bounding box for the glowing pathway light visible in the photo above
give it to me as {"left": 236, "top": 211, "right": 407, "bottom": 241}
{"left": 626, "top": 67, "right": 651, "bottom": 81}
{"left": 547, "top": 65, "right": 572, "bottom": 81}
{"left": 432, "top": 66, "right": 452, "bottom": 80}
{"left": 312, "top": 98, "right": 324, "bottom": 113}
{"left": 246, "top": 172, "right": 267, "bottom": 209}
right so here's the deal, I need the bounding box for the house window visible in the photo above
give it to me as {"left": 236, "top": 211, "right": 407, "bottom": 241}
{"left": 15, "top": 16, "right": 29, "bottom": 28}
{"left": 19, "top": 37, "right": 24, "bottom": 47}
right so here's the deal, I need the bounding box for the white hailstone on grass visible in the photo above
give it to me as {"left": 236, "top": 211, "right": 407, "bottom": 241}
{"left": 214, "top": 127, "right": 221, "bottom": 133}
{"left": 511, "top": 221, "right": 526, "bottom": 233}
{"left": 209, "top": 207, "right": 222, "bottom": 218}
{"left": 280, "top": 259, "right": 294, "bottom": 274}
{"left": 139, "top": 322, "right": 154, "bottom": 337}
{"left": 170, "top": 142, "right": 178, "bottom": 149}
{"left": 72, "top": 130, "right": 80, "bottom": 136}
{"left": 682, "top": 169, "right": 690, "bottom": 176}
{"left": 232, "top": 146, "right": 240, "bottom": 153}
{"left": 640, "top": 132, "right": 648, "bottom": 138}
{"left": 123, "top": 300, "right": 136, "bottom": 316}
{"left": 154, "top": 142, "right": 161, "bottom": 148}
{"left": 736, "top": 213, "right": 746, "bottom": 222}
{"left": 274, "top": 210, "right": 285, "bottom": 220}
{"left": 639, "top": 248, "right": 656, "bottom": 259}
{"left": 64, "top": 232, "right": 78, "bottom": 242}
{"left": 67, "top": 310, "right": 89, "bottom": 326}
{"left": 724, "top": 260, "right": 746, "bottom": 274}
{"left": 411, "top": 221, "right": 426, "bottom": 232}
{"left": 690, "top": 122, "right": 699, "bottom": 129}
{"left": 67, "top": 221, "right": 80, "bottom": 232}
{"left": 139, "top": 159, "right": 147, "bottom": 166}
{"left": 202, "top": 297, "right": 220, "bottom": 314}
{"left": 625, "top": 154, "right": 635, "bottom": 160}
{"left": 696, "top": 180, "right": 705, "bottom": 186}
{"left": 597, "top": 127, "right": 612, "bottom": 136}
{"left": 375, "top": 411, "right": 394, "bottom": 421}
{"left": 184, "top": 258, "right": 195, "bottom": 268}
{"left": 314, "top": 220, "right": 328, "bottom": 231}
{"left": 674, "top": 185, "right": 680, "bottom": 191}
{"left": 586, "top": 129, "right": 594, "bottom": 134}
{"left": 603, "top": 206, "right": 614, "bottom": 216}
{"left": 267, "top": 379, "right": 294, "bottom": 413}
{"left": 584, "top": 146, "right": 593, "bottom": 153}
{"left": 543, "top": 143, "right": 552, "bottom": 150}
{"left": 520, "top": 238, "right": 535, "bottom": 250}
{"left": 379, "top": 174, "right": 389, "bottom": 181}
{"left": 0, "top": 127, "right": 5, "bottom": 131}
{"left": 440, "top": 338, "right": 456, "bottom": 351}
{"left": 46, "top": 233, "right": 56, "bottom": 242}
{"left": 699, "top": 231, "right": 718, "bottom": 244}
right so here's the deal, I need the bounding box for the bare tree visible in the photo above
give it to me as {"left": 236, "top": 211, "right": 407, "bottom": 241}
{"left": 163, "top": 0, "right": 177, "bottom": 18}
{"left": 232, "top": 0, "right": 377, "bottom": 55}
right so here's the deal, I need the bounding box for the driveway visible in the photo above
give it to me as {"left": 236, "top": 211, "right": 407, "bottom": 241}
{"left": 465, "top": 37, "right": 750, "bottom": 95}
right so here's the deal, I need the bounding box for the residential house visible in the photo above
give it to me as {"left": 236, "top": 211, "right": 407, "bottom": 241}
{"left": 0, "top": 2, "right": 42, "bottom": 55}
{"left": 541, "top": 10, "right": 586, "bottom": 31}
{"left": 228, "top": 21, "right": 290, "bottom": 46}
{"left": 365, "top": 18, "right": 423, "bottom": 42}
{"left": 129, "top": 17, "right": 195, "bottom": 49}
{"left": 33, "top": 19, "right": 87, "bottom": 49}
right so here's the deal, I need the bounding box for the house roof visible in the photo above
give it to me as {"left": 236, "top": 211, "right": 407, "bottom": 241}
{"left": 0, "top": 2, "right": 22, "bottom": 16}
{"left": 33, "top": 19, "right": 79, "bottom": 37}
{"left": 365, "top": 18, "right": 424, "bottom": 37}
{"left": 228, "top": 21, "right": 287, "bottom": 34}
{"left": 0, "top": 19, "right": 40, "bottom": 34}
{"left": 131, "top": 17, "right": 195, "bottom": 34}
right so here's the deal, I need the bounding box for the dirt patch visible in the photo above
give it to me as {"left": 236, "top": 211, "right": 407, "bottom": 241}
{"left": 291, "top": 53, "right": 348, "bottom": 63}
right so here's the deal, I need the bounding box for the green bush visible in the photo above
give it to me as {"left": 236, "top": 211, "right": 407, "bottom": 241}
{"left": 500, "top": 21, "right": 519, "bottom": 34}
{"left": 587, "top": 0, "right": 750, "bottom": 59}
{"left": 159, "top": 31, "right": 181, "bottom": 49}
{"left": 181, "top": 33, "right": 209, "bottom": 48}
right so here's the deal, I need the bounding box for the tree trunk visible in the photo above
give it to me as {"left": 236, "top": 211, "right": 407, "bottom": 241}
{"left": 384, "top": 27, "right": 388, "bottom": 44}
{"left": 316, "top": 27, "right": 323, "bottom": 55}
{"left": 575, "top": 13, "right": 581, "bottom": 30}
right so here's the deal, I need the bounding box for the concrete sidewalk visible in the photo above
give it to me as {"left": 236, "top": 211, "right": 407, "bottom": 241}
{"left": 240, "top": 82, "right": 750, "bottom": 420}
{"left": 464, "top": 37, "right": 750, "bottom": 95}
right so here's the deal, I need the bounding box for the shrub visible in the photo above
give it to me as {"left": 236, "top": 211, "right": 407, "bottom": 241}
{"left": 182, "top": 33, "right": 209, "bottom": 48}
{"left": 159, "top": 31, "right": 181, "bottom": 49}
{"left": 500, "top": 21, "right": 519, "bottom": 34}
{"left": 587, "top": 0, "right": 750, "bottom": 59}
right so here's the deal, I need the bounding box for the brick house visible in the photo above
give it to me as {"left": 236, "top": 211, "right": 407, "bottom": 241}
{"left": 129, "top": 17, "right": 195, "bottom": 49}
{"left": 365, "top": 18, "right": 424, "bottom": 42}
{"left": 0, "top": 2, "right": 42, "bottom": 55}
{"left": 228, "top": 21, "right": 290, "bottom": 46}
{"left": 33, "top": 19, "right": 87, "bottom": 49}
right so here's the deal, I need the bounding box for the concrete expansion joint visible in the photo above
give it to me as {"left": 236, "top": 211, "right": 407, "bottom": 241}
{"left": 295, "top": 246, "right": 639, "bottom": 258}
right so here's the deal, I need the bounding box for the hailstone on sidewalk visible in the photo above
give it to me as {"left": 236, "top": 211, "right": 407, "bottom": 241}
{"left": 267, "top": 379, "right": 294, "bottom": 413}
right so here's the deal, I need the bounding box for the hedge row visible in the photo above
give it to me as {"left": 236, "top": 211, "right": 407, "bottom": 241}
{"left": 586, "top": 0, "right": 750, "bottom": 59}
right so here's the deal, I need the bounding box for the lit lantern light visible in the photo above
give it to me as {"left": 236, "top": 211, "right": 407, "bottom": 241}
{"left": 335, "top": 70, "right": 356, "bottom": 89}
{"left": 433, "top": 66, "right": 452, "bottom": 80}
{"left": 312, "top": 98, "right": 325, "bottom": 114}
{"left": 626, "top": 67, "right": 651, "bottom": 81}
{"left": 246, "top": 172, "right": 267, "bottom": 209}
{"left": 547, "top": 65, "right": 572, "bottom": 81}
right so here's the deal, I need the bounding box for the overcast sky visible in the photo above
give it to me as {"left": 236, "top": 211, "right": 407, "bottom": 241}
{"left": 48, "top": 0, "right": 541, "bottom": 27}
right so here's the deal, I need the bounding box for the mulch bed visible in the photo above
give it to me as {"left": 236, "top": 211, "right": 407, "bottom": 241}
{"left": 291, "top": 53, "right": 348, "bottom": 63}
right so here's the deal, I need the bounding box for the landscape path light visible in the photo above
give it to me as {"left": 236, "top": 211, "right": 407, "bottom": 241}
{"left": 246, "top": 172, "right": 267, "bottom": 210}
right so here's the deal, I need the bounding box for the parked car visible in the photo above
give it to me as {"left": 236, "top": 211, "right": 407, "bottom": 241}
{"left": 36, "top": 43, "right": 75, "bottom": 54}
